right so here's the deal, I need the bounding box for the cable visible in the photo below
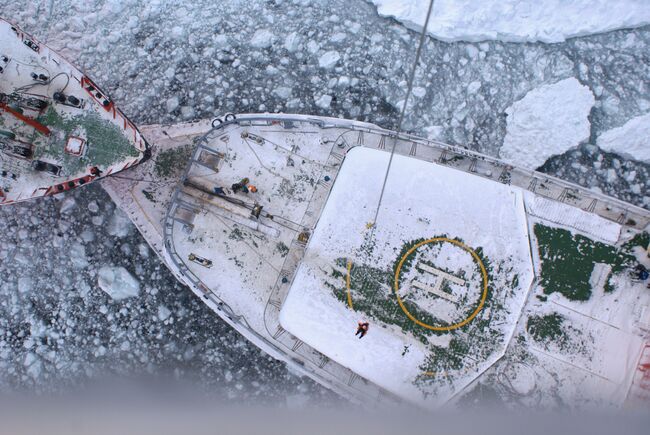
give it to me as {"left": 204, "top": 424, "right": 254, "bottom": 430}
{"left": 351, "top": 0, "right": 436, "bottom": 311}
{"left": 371, "top": 0, "right": 436, "bottom": 226}
{"left": 11, "top": 57, "right": 50, "bottom": 74}
{"left": 47, "top": 71, "right": 70, "bottom": 93}
{"left": 260, "top": 134, "right": 333, "bottom": 168}
{"left": 13, "top": 71, "right": 69, "bottom": 95}
{"left": 109, "top": 173, "right": 175, "bottom": 185}
{"left": 242, "top": 137, "right": 290, "bottom": 181}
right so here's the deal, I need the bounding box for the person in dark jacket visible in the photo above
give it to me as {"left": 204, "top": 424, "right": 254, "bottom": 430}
{"left": 355, "top": 321, "right": 369, "bottom": 339}
{"left": 231, "top": 177, "right": 250, "bottom": 194}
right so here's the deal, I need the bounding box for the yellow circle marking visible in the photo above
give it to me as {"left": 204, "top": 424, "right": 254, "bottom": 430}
{"left": 420, "top": 367, "right": 472, "bottom": 378}
{"left": 393, "top": 237, "right": 489, "bottom": 332}
{"left": 345, "top": 259, "right": 354, "bottom": 309}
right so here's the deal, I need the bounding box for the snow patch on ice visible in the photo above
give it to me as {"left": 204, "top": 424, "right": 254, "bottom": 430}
{"left": 250, "top": 29, "right": 275, "bottom": 49}
{"left": 273, "top": 87, "right": 293, "bottom": 99}
{"left": 423, "top": 125, "right": 444, "bottom": 140}
{"left": 24, "top": 352, "right": 42, "bottom": 379}
{"left": 467, "top": 81, "right": 481, "bottom": 94}
{"left": 165, "top": 96, "right": 180, "bottom": 113}
{"left": 368, "top": 0, "right": 650, "bottom": 43}
{"left": 157, "top": 305, "right": 172, "bottom": 321}
{"left": 500, "top": 78, "right": 594, "bottom": 170}
{"left": 17, "top": 277, "right": 33, "bottom": 294}
{"left": 97, "top": 266, "right": 140, "bottom": 301}
{"left": 106, "top": 208, "right": 133, "bottom": 238}
{"left": 59, "top": 196, "right": 77, "bottom": 214}
{"left": 315, "top": 94, "right": 333, "bottom": 109}
{"left": 69, "top": 241, "right": 90, "bottom": 269}
{"left": 284, "top": 32, "right": 300, "bottom": 52}
{"left": 87, "top": 200, "right": 99, "bottom": 213}
{"left": 318, "top": 50, "right": 341, "bottom": 69}
{"left": 596, "top": 112, "right": 650, "bottom": 163}
{"left": 137, "top": 243, "right": 150, "bottom": 258}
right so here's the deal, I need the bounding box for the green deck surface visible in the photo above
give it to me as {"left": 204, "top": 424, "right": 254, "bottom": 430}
{"left": 534, "top": 224, "right": 646, "bottom": 300}
{"left": 32, "top": 107, "right": 139, "bottom": 174}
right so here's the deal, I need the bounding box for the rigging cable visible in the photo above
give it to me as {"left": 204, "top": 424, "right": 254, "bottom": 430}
{"left": 370, "top": 0, "right": 436, "bottom": 227}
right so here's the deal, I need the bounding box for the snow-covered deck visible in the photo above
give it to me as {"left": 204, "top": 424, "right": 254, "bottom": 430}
{"left": 104, "top": 113, "right": 650, "bottom": 409}
{"left": 279, "top": 146, "right": 534, "bottom": 406}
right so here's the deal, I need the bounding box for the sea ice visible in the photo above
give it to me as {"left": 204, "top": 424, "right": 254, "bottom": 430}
{"left": 69, "top": 241, "right": 89, "bottom": 269}
{"left": 284, "top": 32, "right": 300, "bottom": 52}
{"left": 157, "top": 305, "right": 172, "bottom": 321}
{"left": 165, "top": 97, "right": 180, "bottom": 114}
{"left": 97, "top": 266, "right": 140, "bottom": 301}
{"left": 500, "top": 77, "right": 594, "bottom": 170}
{"left": 596, "top": 112, "right": 650, "bottom": 163}
{"left": 318, "top": 51, "right": 341, "bottom": 69}
{"left": 466, "top": 81, "right": 481, "bottom": 94}
{"left": 368, "top": 0, "right": 650, "bottom": 43}
{"left": 423, "top": 125, "right": 444, "bottom": 140}
{"left": 180, "top": 106, "right": 195, "bottom": 120}
{"left": 137, "top": 243, "right": 150, "bottom": 258}
{"left": 315, "top": 94, "right": 333, "bottom": 109}
{"left": 106, "top": 208, "right": 132, "bottom": 238}
{"left": 59, "top": 196, "right": 77, "bottom": 214}
{"left": 273, "top": 87, "right": 292, "bottom": 99}
{"left": 80, "top": 229, "right": 95, "bottom": 243}
{"left": 17, "top": 277, "right": 33, "bottom": 294}
{"left": 250, "top": 29, "right": 274, "bottom": 49}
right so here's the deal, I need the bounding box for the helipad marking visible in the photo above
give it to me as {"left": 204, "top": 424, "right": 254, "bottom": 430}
{"left": 417, "top": 262, "right": 466, "bottom": 286}
{"left": 394, "top": 237, "right": 489, "bottom": 332}
{"left": 412, "top": 280, "right": 459, "bottom": 303}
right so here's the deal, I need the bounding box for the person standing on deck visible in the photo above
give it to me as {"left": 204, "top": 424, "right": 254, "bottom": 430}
{"left": 355, "top": 321, "right": 369, "bottom": 339}
{"left": 231, "top": 177, "right": 250, "bottom": 194}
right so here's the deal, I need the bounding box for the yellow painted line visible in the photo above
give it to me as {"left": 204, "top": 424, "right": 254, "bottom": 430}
{"left": 420, "top": 367, "right": 472, "bottom": 378}
{"left": 393, "top": 237, "right": 489, "bottom": 332}
{"left": 129, "top": 184, "right": 162, "bottom": 239}
{"left": 346, "top": 259, "right": 354, "bottom": 309}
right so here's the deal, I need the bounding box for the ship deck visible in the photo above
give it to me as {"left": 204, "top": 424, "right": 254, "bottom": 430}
{"left": 0, "top": 18, "right": 147, "bottom": 204}
{"left": 104, "top": 114, "right": 650, "bottom": 409}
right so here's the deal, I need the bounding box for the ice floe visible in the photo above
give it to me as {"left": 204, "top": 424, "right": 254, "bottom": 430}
{"left": 597, "top": 112, "right": 650, "bottom": 163}
{"left": 368, "top": 0, "right": 650, "bottom": 43}
{"left": 97, "top": 266, "right": 140, "bottom": 301}
{"left": 500, "top": 78, "right": 594, "bottom": 170}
